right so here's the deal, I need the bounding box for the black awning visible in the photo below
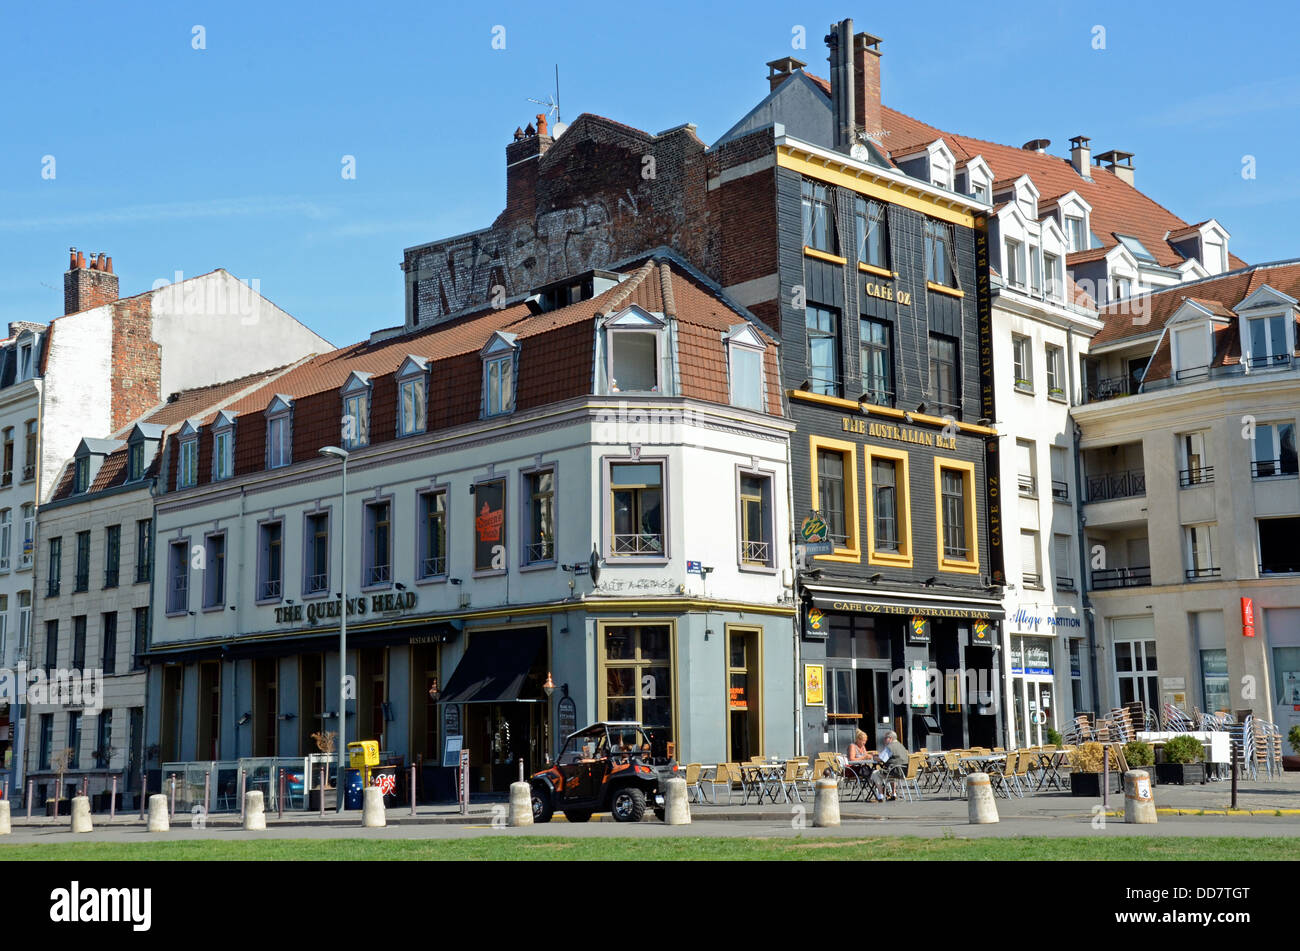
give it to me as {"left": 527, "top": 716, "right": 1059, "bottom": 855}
{"left": 438, "top": 628, "right": 546, "bottom": 704}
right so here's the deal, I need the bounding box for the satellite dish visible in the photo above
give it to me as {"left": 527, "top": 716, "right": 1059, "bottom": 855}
{"left": 849, "top": 142, "right": 869, "bottom": 162}
{"left": 551, "top": 121, "right": 568, "bottom": 139}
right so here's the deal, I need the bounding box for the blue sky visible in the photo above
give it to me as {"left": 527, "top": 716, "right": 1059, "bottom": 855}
{"left": 2, "top": 0, "right": 1297, "bottom": 347}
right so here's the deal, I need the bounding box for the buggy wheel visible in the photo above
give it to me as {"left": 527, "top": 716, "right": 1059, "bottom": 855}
{"left": 531, "top": 788, "right": 553, "bottom": 823}
{"left": 563, "top": 809, "right": 593, "bottom": 823}
{"left": 610, "top": 786, "right": 647, "bottom": 822}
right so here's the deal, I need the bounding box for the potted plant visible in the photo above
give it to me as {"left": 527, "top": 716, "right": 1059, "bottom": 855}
{"left": 1068, "top": 742, "right": 1122, "bottom": 796}
{"left": 1045, "top": 725, "right": 1064, "bottom": 748}
{"left": 1284, "top": 726, "right": 1300, "bottom": 772}
{"left": 308, "top": 731, "right": 337, "bottom": 810}
{"left": 1155, "top": 735, "right": 1205, "bottom": 785}
{"left": 1123, "top": 740, "right": 1157, "bottom": 786}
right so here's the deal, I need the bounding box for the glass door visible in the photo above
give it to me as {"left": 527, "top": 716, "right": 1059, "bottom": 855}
{"left": 1115, "top": 639, "right": 1158, "bottom": 708}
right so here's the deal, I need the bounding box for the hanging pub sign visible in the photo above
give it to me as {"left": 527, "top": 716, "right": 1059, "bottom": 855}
{"left": 972, "top": 619, "right": 993, "bottom": 644}
{"left": 907, "top": 615, "right": 931, "bottom": 645}
{"left": 474, "top": 478, "right": 507, "bottom": 572}
{"left": 800, "top": 514, "right": 833, "bottom": 555}
{"left": 805, "top": 606, "right": 827, "bottom": 638}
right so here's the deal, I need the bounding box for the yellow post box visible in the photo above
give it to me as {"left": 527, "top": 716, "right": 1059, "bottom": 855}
{"left": 348, "top": 741, "right": 380, "bottom": 785}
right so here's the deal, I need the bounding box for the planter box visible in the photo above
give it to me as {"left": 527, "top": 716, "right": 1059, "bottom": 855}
{"left": 1283, "top": 755, "right": 1300, "bottom": 773}
{"left": 1154, "top": 762, "right": 1205, "bottom": 785}
{"left": 307, "top": 788, "right": 338, "bottom": 811}
{"left": 1070, "top": 772, "right": 1123, "bottom": 796}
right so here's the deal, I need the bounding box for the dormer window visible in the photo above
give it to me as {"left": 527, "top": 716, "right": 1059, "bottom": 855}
{"left": 1172, "top": 323, "right": 1211, "bottom": 381}
{"left": 962, "top": 156, "right": 993, "bottom": 205}
{"left": 726, "top": 325, "right": 767, "bottom": 412}
{"left": 1115, "top": 234, "right": 1157, "bottom": 264}
{"left": 341, "top": 372, "right": 372, "bottom": 449}
{"left": 1044, "top": 253, "right": 1061, "bottom": 300}
{"left": 266, "top": 396, "right": 293, "bottom": 469}
{"left": 128, "top": 442, "right": 145, "bottom": 481}
{"left": 1065, "top": 216, "right": 1086, "bottom": 252}
{"left": 1005, "top": 238, "right": 1026, "bottom": 288}
{"left": 212, "top": 411, "right": 236, "bottom": 481}
{"left": 602, "top": 308, "right": 668, "bottom": 395}
{"left": 177, "top": 424, "right": 199, "bottom": 489}
{"left": 396, "top": 356, "right": 429, "bottom": 437}
{"left": 17, "top": 342, "right": 33, "bottom": 381}
{"left": 74, "top": 457, "right": 89, "bottom": 493}
{"left": 481, "top": 332, "right": 518, "bottom": 418}
{"left": 1247, "top": 314, "right": 1290, "bottom": 369}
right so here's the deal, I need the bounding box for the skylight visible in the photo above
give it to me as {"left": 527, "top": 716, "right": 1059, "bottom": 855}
{"left": 1115, "top": 233, "right": 1158, "bottom": 263}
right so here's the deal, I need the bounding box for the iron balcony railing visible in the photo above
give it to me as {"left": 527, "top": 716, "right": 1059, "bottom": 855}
{"left": 1185, "top": 567, "right": 1221, "bottom": 580}
{"left": 104, "top": 567, "right": 119, "bottom": 588}
{"left": 1179, "top": 466, "right": 1214, "bottom": 487}
{"left": 21, "top": 465, "right": 33, "bottom": 482}
{"left": 1260, "top": 561, "right": 1300, "bottom": 575}
{"left": 1017, "top": 474, "right": 1037, "bottom": 497}
{"left": 74, "top": 572, "right": 89, "bottom": 593}
{"left": 1247, "top": 352, "right": 1292, "bottom": 370}
{"left": 1056, "top": 576, "right": 1076, "bottom": 591}
{"left": 1082, "top": 376, "right": 1132, "bottom": 403}
{"left": 741, "top": 539, "right": 771, "bottom": 565}
{"left": 46, "top": 579, "right": 60, "bottom": 597}
{"left": 1251, "top": 458, "right": 1299, "bottom": 479}
{"left": 365, "top": 565, "right": 391, "bottom": 587}
{"left": 1085, "top": 468, "right": 1145, "bottom": 503}
{"left": 305, "top": 572, "right": 328, "bottom": 594}
{"left": 1091, "top": 566, "right": 1151, "bottom": 590}
{"left": 420, "top": 556, "right": 446, "bottom": 578}
{"left": 1174, "top": 365, "right": 1210, "bottom": 382}
{"left": 613, "top": 533, "right": 665, "bottom": 556}
{"left": 135, "top": 561, "right": 151, "bottom": 584}
{"left": 859, "top": 387, "right": 894, "bottom": 408}
{"left": 259, "top": 579, "right": 282, "bottom": 600}
{"left": 1051, "top": 479, "right": 1069, "bottom": 501}
{"left": 525, "top": 541, "right": 555, "bottom": 564}
{"left": 1021, "top": 572, "right": 1044, "bottom": 589}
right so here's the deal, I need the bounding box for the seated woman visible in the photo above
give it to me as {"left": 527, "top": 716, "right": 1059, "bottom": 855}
{"left": 847, "top": 729, "right": 871, "bottom": 761}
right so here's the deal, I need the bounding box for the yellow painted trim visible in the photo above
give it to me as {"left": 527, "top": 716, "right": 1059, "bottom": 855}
{"left": 858, "top": 262, "right": 896, "bottom": 278}
{"left": 787, "top": 389, "right": 998, "bottom": 436}
{"left": 778, "top": 148, "right": 976, "bottom": 229}
{"left": 809, "top": 434, "right": 860, "bottom": 562}
{"left": 934, "top": 458, "right": 981, "bottom": 575}
{"left": 927, "top": 281, "right": 965, "bottom": 299}
{"left": 724, "top": 624, "right": 765, "bottom": 759}
{"left": 803, "top": 247, "right": 847, "bottom": 266}
{"left": 864, "top": 445, "right": 912, "bottom": 569}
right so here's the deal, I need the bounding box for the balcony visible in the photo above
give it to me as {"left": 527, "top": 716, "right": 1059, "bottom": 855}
{"left": 419, "top": 557, "right": 446, "bottom": 579}
{"left": 1179, "top": 466, "right": 1214, "bottom": 487}
{"left": 305, "top": 572, "right": 329, "bottom": 595}
{"left": 258, "top": 579, "right": 282, "bottom": 601}
{"left": 1081, "top": 375, "right": 1132, "bottom": 404}
{"left": 1247, "top": 352, "right": 1292, "bottom": 370}
{"left": 1021, "top": 572, "right": 1044, "bottom": 589}
{"left": 1056, "top": 575, "right": 1076, "bottom": 591}
{"left": 524, "top": 541, "right": 555, "bottom": 564}
{"left": 1085, "top": 468, "right": 1145, "bottom": 503}
{"left": 741, "top": 539, "right": 772, "bottom": 566}
{"left": 1185, "top": 567, "right": 1221, "bottom": 581}
{"left": 613, "top": 533, "right": 665, "bottom": 556}
{"left": 364, "top": 564, "right": 391, "bottom": 587}
{"left": 1251, "top": 458, "right": 1298, "bottom": 479}
{"left": 1091, "top": 566, "right": 1151, "bottom": 590}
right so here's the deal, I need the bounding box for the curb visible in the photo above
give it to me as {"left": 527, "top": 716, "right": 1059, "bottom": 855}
{"left": 1096, "top": 808, "right": 1300, "bottom": 818}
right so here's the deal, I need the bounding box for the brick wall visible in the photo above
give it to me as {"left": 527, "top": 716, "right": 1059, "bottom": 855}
{"left": 63, "top": 266, "right": 119, "bottom": 315}
{"left": 109, "top": 296, "right": 162, "bottom": 433}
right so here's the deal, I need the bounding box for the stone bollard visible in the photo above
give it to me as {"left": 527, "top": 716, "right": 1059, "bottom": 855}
{"left": 147, "top": 794, "right": 170, "bottom": 832}
{"left": 1123, "top": 770, "right": 1157, "bottom": 824}
{"left": 507, "top": 781, "right": 533, "bottom": 827}
{"left": 966, "top": 772, "right": 999, "bottom": 824}
{"left": 70, "top": 796, "right": 93, "bottom": 833}
{"left": 362, "top": 786, "right": 387, "bottom": 828}
{"left": 0, "top": 798, "right": 10, "bottom": 835}
{"left": 243, "top": 790, "right": 266, "bottom": 831}
{"left": 662, "top": 777, "right": 691, "bottom": 825}
{"left": 812, "top": 777, "right": 840, "bottom": 827}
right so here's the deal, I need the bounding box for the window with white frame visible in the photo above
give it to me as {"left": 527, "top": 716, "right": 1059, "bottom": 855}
{"left": 1029, "top": 243, "right": 1042, "bottom": 294}
{"left": 363, "top": 500, "right": 392, "bottom": 587}
{"left": 17, "top": 341, "right": 33, "bottom": 381}
{"left": 1016, "top": 439, "right": 1037, "bottom": 497}
{"left": 1020, "top": 530, "right": 1042, "bottom": 588}
{"left": 1172, "top": 323, "right": 1211, "bottom": 380}
{"left": 1043, "top": 252, "right": 1061, "bottom": 300}
{"left": 396, "top": 357, "right": 429, "bottom": 436}
{"left": 1053, "top": 534, "right": 1074, "bottom": 589}
{"left": 0, "top": 508, "right": 11, "bottom": 571}
{"left": 266, "top": 397, "right": 293, "bottom": 469}
{"left": 738, "top": 470, "right": 774, "bottom": 568}
{"left": 166, "top": 540, "right": 188, "bottom": 614}
{"left": 726, "top": 325, "right": 766, "bottom": 412}
{"left": 1004, "top": 238, "right": 1025, "bottom": 288}
{"left": 1185, "top": 523, "right": 1219, "bottom": 579}
{"left": 609, "top": 460, "right": 665, "bottom": 557}
{"left": 1247, "top": 314, "right": 1290, "bottom": 369}
{"left": 23, "top": 419, "right": 36, "bottom": 481}
{"left": 1179, "top": 431, "right": 1212, "bottom": 486}
{"left": 0, "top": 595, "right": 7, "bottom": 663}
{"left": 1045, "top": 345, "right": 1065, "bottom": 399}
{"left": 341, "top": 372, "right": 371, "bottom": 449}
{"left": 213, "top": 413, "right": 235, "bottom": 481}
{"left": 1065, "top": 216, "right": 1086, "bottom": 252}
{"left": 1112, "top": 276, "right": 1132, "bottom": 303}
{"left": 417, "top": 490, "right": 447, "bottom": 579}
{"left": 20, "top": 503, "right": 34, "bottom": 569}
{"left": 1251, "top": 422, "right": 1297, "bottom": 478}
{"left": 1012, "top": 335, "right": 1034, "bottom": 392}
{"left": 17, "top": 591, "right": 30, "bottom": 660}
{"left": 257, "top": 521, "right": 283, "bottom": 601}
{"left": 604, "top": 309, "right": 666, "bottom": 394}
{"left": 523, "top": 469, "right": 556, "bottom": 565}
{"left": 481, "top": 333, "right": 518, "bottom": 417}
{"left": 178, "top": 435, "right": 199, "bottom": 489}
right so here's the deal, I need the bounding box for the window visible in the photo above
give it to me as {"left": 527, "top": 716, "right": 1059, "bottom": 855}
{"left": 74, "top": 456, "right": 89, "bottom": 493}
{"left": 38, "top": 714, "right": 52, "bottom": 771}
{"left": 342, "top": 375, "right": 371, "bottom": 449}
{"left": 727, "top": 328, "right": 765, "bottom": 412}
{"left": 0, "top": 595, "right": 7, "bottom": 662}
{"left": 1004, "top": 238, "right": 1025, "bottom": 288}
{"left": 1112, "top": 277, "right": 1132, "bottom": 302}
{"left": 417, "top": 491, "right": 447, "bottom": 579}
{"left": 973, "top": 181, "right": 990, "bottom": 203}
{"left": 859, "top": 319, "right": 893, "bottom": 406}
{"left": 1045, "top": 345, "right": 1065, "bottom": 399}
{"left": 166, "top": 540, "right": 188, "bottom": 613}
{"left": 1116, "top": 234, "right": 1157, "bottom": 263}
{"left": 738, "top": 471, "right": 774, "bottom": 568}
{"left": 936, "top": 461, "right": 978, "bottom": 572}
{"left": 46, "top": 536, "right": 62, "bottom": 597}
{"left": 132, "top": 607, "right": 149, "bottom": 670}
{"left": 257, "top": 522, "right": 283, "bottom": 600}
{"left": 74, "top": 530, "right": 90, "bottom": 591}
{"left": 1029, "top": 244, "right": 1042, "bottom": 294}
{"left": 101, "top": 612, "right": 117, "bottom": 675}
{"left": 178, "top": 437, "right": 198, "bottom": 488}
{"left": 1065, "top": 216, "right": 1085, "bottom": 252}
{"left": 304, "top": 512, "right": 330, "bottom": 595}
{"left": 1113, "top": 632, "right": 1158, "bottom": 708}
{"left": 66, "top": 712, "right": 82, "bottom": 770}
{"left": 94, "top": 712, "right": 112, "bottom": 768}
{"left": 1251, "top": 422, "right": 1297, "bottom": 478}
{"left": 1012, "top": 335, "right": 1033, "bottom": 393}
{"left": 609, "top": 463, "right": 663, "bottom": 557}
{"left": 17, "top": 592, "right": 31, "bottom": 660}
{"left": 1050, "top": 446, "right": 1069, "bottom": 501}
{"left": 267, "top": 403, "right": 293, "bottom": 469}
{"left": 1016, "top": 439, "right": 1037, "bottom": 497}
{"left": 1043, "top": 253, "right": 1061, "bottom": 300}
{"left": 1020, "top": 531, "right": 1042, "bottom": 588}
{"left": 23, "top": 419, "right": 36, "bottom": 482}
{"left": 1, "top": 427, "right": 13, "bottom": 486}
{"left": 363, "top": 501, "right": 392, "bottom": 586}
{"left": 866, "top": 447, "right": 910, "bottom": 567}
{"left": 523, "top": 470, "right": 556, "bottom": 565}
{"left": 1185, "top": 523, "right": 1218, "bottom": 579}
{"left": 801, "top": 179, "right": 837, "bottom": 253}
{"left": 472, "top": 478, "right": 507, "bottom": 571}
{"left": 925, "top": 220, "right": 956, "bottom": 287}
{"left": 398, "top": 361, "right": 428, "bottom": 436}
{"left": 928, "top": 334, "right": 960, "bottom": 417}
{"left": 0, "top": 508, "right": 10, "bottom": 571}
{"left": 1259, "top": 517, "right": 1300, "bottom": 574}
{"left": 103, "top": 524, "right": 120, "bottom": 588}
{"left": 854, "top": 197, "right": 888, "bottom": 269}
{"left": 213, "top": 425, "right": 234, "bottom": 481}
{"left": 725, "top": 627, "right": 763, "bottom": 761}
{"left": 20, "top": 503, "right": 34, "bottom": 569}
{"left": 805, "top": 305, "right": 840, "bottom": 396}
{"left": 599, "top": 623, "right": 674, "bottom": 745}
{"left": 1054, "top": 534, "right": 1074, "bottom": 590}
{"left": 1247, "top": 315, "right": 1290, "bottom": 369}
{"left": 609, "top": 332, "right": 659, "bottom": 393}
{"left": 128, "top": 441, "right": 145, "bottom": 481}
{"left": 72, "top": 616, "right": 86, "bottom": 669}
{"left": 1172, "top": 324, "right": 1210, "bottom": 379}
{"left": 135, "top": 519, "right": 152, "bottom": 583}
{"left": 482, "top": 333, "right": 519, "bottom": 417}
{"left": 810, "top": 437, "right": 858, "bottom": 558}
{"left": 203, "top": 533, "right": 226, "bottom": 608}
{"left": 43, "top": 620, "right": 57, "bottom": 675}
{"left": 1179, "top": 431, "right": 1212, "bottom": 486}
{"left": 17, "top": 343, "right": 33, "bottom": 381}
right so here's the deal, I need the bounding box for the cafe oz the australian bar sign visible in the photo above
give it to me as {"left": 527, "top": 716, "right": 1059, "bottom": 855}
{"left": 800, "top": 514, "right": 833, "bottom": 555}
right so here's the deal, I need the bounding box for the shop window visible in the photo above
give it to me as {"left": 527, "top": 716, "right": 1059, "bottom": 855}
{"left": 608, "top": 461, "right": 664, "bottom": 558}
{"left": 865, "top": 446, "right": 910, "bottom": 567}
{"left": 726, "top": 627, "right": 763, "bottom": 762}
{"left": 304, "top": 512, "right": 330, "bottom": 595}
{"left": 738, "top": 470, "right": 774, "bottom": 568}
{"left": 1200, "top": 649, "right": 1229, "bottom": 714}
{"left": 599, "top": 623, "right": 674, "bottom": 747}
{"left": 257, "top": 521, "right": 283, "bottom": 601}
{"left": 810, "top": 436, "right": 859, "bottom": 560}
{"left": 363, "top": 500, "right": 392, "bottom": 587}
{"left": 203, "top": 532, "right": 226, "bottom": 608}
{"left": 935, "top": 460, "right": 978, "bottom": 573}
{"left": 523, "top": 469, "right": 555, "bottom": 566}
{"left": 1113, "top": 635, "right": 1158, "bottom": 708}
{"left": 417, "top": 490, "right": 447, "bottom": 579}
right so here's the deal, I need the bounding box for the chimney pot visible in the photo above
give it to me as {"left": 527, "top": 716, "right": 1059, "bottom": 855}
{"left": 1069, "top": 135, "right": 1092, "bottom": 179}
{"left": 77, "top": 250, "right": 86, "bottom": 269}
{"left": 69, "top": 248, "right": 78, "bottom": 270}
{"left": 513, "top": 126, "right": 525, "bottom": 141}
{"left": 105, "top": 255, "right": 113, "bottom": 274}
{"left": 765, "top": 56, "right": 807, "bottom": 92}
{"left": 524, "top": 122, "right": 535, "bottom": 136}
{"left": 536, "top": 113, "right": 548, "bottom": 137}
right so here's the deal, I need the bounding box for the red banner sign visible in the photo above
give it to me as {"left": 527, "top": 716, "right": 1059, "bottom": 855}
{"left": 1241, "top": 597, "right": 1256, "bottom": 637}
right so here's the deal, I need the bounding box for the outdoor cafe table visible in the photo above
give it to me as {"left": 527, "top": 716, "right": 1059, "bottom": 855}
{"left": 841, "top": 759, "right": 878, "bottom": 800}
{"left": 738, "top": 762, "right": 787, "bottom": 804}
{"left": 1032, "top": 750, "right": 1070, "bottom": 790}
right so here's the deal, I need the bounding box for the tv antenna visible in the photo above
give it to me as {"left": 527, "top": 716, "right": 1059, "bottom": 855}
{"left": 528, "top": 65, "right": 563, "bottom": 129}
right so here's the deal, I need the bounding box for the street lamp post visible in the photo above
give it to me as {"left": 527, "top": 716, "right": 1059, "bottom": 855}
{"left": 319, "top": 446, "right": 349, "bottom": 812}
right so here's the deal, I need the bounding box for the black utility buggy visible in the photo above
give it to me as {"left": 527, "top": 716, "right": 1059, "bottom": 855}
{"left": 529, "top": 722, "right": 676, "bottom": 823}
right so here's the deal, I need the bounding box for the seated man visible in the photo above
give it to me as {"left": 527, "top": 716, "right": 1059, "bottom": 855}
{"left": 870, "top": 730, "right": 910, "bottom": 801}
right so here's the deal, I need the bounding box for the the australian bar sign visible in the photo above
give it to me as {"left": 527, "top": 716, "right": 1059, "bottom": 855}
{"left": 276, "top": 591, "right": 419, "bottom": 626}
{"left": 821, "top": 597, "right": 997, "bottom": 621}
{"left": 841, "top": 417, "right": 958, "bottom": 449}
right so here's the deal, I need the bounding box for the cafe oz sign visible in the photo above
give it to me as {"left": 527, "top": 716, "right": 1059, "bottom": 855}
{"left": 800, "top": 514, "right": 833, "bottom": 555}
{"left": 275, "top": 591, "right": 419, "bottom": 626}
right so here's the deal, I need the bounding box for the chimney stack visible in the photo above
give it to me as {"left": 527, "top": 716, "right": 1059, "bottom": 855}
{"left": 63, "top": 246, "right": 119, "bottom": 314}
{"left": 1069, "top": 135, "right": 1092, "bottom": 179}
{"left": 503, "top": 116, "right": 554, "bottom": 227}
{"left": 765, "top": 56, "right": 807, "bottom": 92}
{"left": 825, "top": 18, "right": 855, "bottom": 151}
{"left": 852, "top": 31, "right": 883, "bottom": 142}
{"left": 1094, "top": 149, "right": 1135, "bottom": 186}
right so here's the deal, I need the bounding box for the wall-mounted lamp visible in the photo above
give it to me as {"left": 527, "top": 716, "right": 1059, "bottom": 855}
{"left": 543, "top": 672, "right": 556, "bottom": 697}
{"left": 395, "top": 582, "right": 407, "bottom": 591}
{"left": 427, "top": 677, "right": 439, "bottom": 701}
{"left": 869, "top": 573, "right": 882, "bottom": 583}
{"left": 705, "top": 628, "right": 714, "bottom": 640}
{"left": 449, "top": 578, "right": 463, "bottom": 586}
{"left": 559, "top": 626, "right": 570, "bottom": 634}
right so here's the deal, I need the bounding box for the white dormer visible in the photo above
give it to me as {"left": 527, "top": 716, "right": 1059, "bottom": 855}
{"left": 959, "top": 155, "right": 993, "bottom": 204}
{"left": 1169, "top": 219, "right": 1232, "bottom": 276}
{"left": 928, "top": 140, "right": 956, "bottom": 191}
{"left": 265, "top": 394, "right": 294, "bottom": 469}
{"left": 481, "top": 331, "right": 519, "bottom": 418}
{"left": 599, "top": 306, "right": 672, "bottom": 396}
{"left": 1009, "top": 175, "right": 1040, "bottom": 221}
{"left": 1167, "top": 299, "right": 1230, "bottom": 382}
{"left": 1042, "top": 190, "right": 1093, "bottom": 253}
{"left": 341, "top": 370, "right": 373, "bottom": 449}
{"left": 395, "top": 355, "right": 430, "bottom": 437}
{"left": 13, "top": 329, "right": 41, "bottom": 383}
{"left": 1236, "top": 285, "right": 1297, "bottom": 372}
{"left": 724, "top": 324, "right": 767, "bottom": 412}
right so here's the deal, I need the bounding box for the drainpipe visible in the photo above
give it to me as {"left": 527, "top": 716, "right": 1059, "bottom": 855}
{"left": 233, "top": 486, "right": 246, "bottom": 759}
{"left": 785, "top": 424, "right": 802, "bottom": 757}
{"left": 1072, "top": 416, "right": 1101, "bottom": 715}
